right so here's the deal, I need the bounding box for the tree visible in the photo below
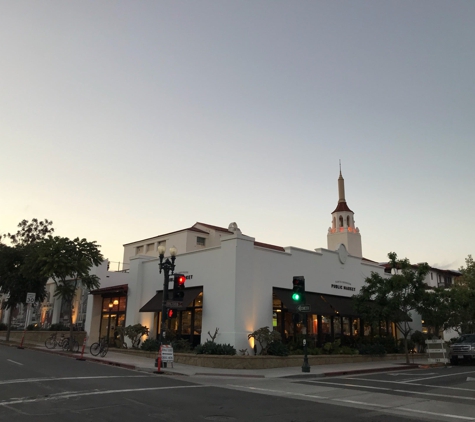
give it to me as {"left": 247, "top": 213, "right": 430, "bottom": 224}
{"left": 445, "top": 255, "right": 475, "bottom": 334}
{"left": 39, "top": 236, "right": 103, "bottom": 349}
{"left": 3, "top": 218, "right": 54, "bottom": 246}
{"left": 0, "top": 219, "right": 54, "bottom": 340}
{"left": 353, "top": 252, "right": 429, "bottom": 364}
{"left": 417, "top": 287, "right": 451, "bottom": 337}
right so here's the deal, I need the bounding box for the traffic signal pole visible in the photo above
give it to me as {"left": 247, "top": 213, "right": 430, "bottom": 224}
{"left": 156, "top": 247, "right": 177, "bottom": 372}
{"left": 292, "top": 276, "right": 310, "bottom": 373}
{"left": 302, "top": 316, "right": 310, "bottom": 373}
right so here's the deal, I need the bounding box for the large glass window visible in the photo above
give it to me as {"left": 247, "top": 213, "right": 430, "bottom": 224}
{"left": 99, "top": 295, "right": 127, "bottom": 346}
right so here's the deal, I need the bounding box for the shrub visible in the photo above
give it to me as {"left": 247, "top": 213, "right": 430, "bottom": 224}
{"left": 119, "top": 324, "right": 149, "bottom": 348}
{"left": 411, "top": 330, "right": 427, "bottom": 353}
{"left": 172, "top": 338, "right": 192, "bottom": 352}
{"left": 341, "top": 346, "right": 358, "bottom": 355}
{"left": 49, "top": 323, "right": 69, "bottom": 331}
{"left": 195, "top": 340, "right": 236, "bottom": 355}
{"left": 267, "top": 341, "right": 289, "bottom": 356}
{"left": 141, "top": 338, "right": 160, "bottom": 352}
{"left": 0, "top": 322, "right": 7, "bottom": 331}
{"left": 248, "top": 326, "right": 281, "bottom": 355}
{"left": 357, "top": 343, "right": 386, "bottom": 356}
{"left": 323, "top": 339, "right": 341, "bottom": 354}
{"left": 26, "top": 323, "right": 40, "bottom": 331}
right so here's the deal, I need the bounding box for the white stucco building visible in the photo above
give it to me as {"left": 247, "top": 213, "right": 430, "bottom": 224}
{"left": 83, "top": 169, "right": 398, "bottom": 351}
{"left": 2, "top": 169, "right": 461, "bottom": 346}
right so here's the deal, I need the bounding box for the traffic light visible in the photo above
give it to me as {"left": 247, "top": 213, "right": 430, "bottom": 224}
{"left": 167, "top": 308, "right": 177, "bottom": 318}
{"left": 292, "top": 276, "right": 305, "bottom": 303}
{"left": 172, "top": 273, "right": 186, "bottom": 300}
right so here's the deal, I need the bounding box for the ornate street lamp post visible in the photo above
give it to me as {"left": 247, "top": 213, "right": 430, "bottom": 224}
{"left": 157, "top": 245, "right": 177, "bottom": 346}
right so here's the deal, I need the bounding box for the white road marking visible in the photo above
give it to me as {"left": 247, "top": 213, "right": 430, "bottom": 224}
{"left": 0, "top": 385, "right": 208, "bottom": 406}
{"left": 308, "top": 380, "right": 475, "bottom": 401}
{"left": 401, "top": 369, "right": 475, "bottom": 383}
{"left": 389, "top": 372, "right": 436, "bottom": 376}
{"left": 6, "top": 360, "right": 23, "bottom": 366}
{"left": 0, "top": 375, "right": 149, "bottom": 386}
{"left": 229, "top": 383, "right": 475, "bottom": 421}
{"left": 398, "top": 407, "right": 475, "bottom": 421}
{"left": 467, "top": 377, "right": 475, "bottom": 382}
{"left": 340, "top": 377, "right": 475, "bottom": 392}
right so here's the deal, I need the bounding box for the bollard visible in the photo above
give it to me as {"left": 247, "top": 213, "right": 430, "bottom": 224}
{"left": 17, "top": 329, "right": 26, "bottom": 349}
{"left": 76, "top": 336, "right": 88, "bottom": 361}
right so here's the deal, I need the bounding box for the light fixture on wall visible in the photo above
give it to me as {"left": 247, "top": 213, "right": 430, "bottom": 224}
{"left": 108, "top": 300, "right": 113, "bottom": 309}
{"left": 113, "top": 299, "right": 119, "bottom": 306}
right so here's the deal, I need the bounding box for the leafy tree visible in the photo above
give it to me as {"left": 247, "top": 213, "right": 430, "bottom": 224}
{"left": 0, "top": 219, "right": 53, "bottom": 340}
{"left": 3, "top": 218, "right": 54, "bottom": 246}
{"left": 445, "top": 255, "right": 475, "bottom": 334}
{"left": 39, "top": 236, "right": 103, "bottom": 349}
{"left": 417, "top": 287, "right": 451, "bottom": 337}
{"left": 353, "top": 252, "right": 429, "bottom": 364}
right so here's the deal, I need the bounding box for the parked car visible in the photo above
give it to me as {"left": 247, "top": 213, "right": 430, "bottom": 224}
{"left": 450, "top": 334, "right": 475, "bottom": 364}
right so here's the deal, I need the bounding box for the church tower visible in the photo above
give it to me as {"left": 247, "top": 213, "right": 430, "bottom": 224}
{"left": 327, "top": 166, "right": 362, "bottom": 258}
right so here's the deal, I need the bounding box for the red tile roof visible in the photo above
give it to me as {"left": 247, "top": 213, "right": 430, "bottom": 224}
{"left": 332, "top": 201, "right": 353, "bottom": 213}
{"left": 254, "top": 241, "right": 285, "bottom": 252}
{"left": 194, "top": 222, "right": 233, "bottom": 234}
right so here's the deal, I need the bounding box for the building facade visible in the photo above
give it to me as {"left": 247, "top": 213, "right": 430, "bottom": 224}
{"left": 2, "top": 170, "right": 461, "bottom": 347}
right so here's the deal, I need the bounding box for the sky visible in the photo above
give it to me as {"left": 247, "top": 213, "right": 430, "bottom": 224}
{"left": 1, "top": 1, "right": 474, "bottom": 270}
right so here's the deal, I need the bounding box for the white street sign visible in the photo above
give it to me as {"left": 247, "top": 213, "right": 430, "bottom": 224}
{"left": 26, "top": 293, "right": 36, "bottom": 304}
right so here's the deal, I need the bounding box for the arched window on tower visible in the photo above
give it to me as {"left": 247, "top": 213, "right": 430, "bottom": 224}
{"left": 347, "top": 216, "right": 351, "bottom": 228}
{"left": 339, "top": 216, "right": 343, "bottom": 228}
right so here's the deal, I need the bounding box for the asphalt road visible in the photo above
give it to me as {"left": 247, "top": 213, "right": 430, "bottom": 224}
{"left": 1, "top": 344, "right": 469, "bottom": 422}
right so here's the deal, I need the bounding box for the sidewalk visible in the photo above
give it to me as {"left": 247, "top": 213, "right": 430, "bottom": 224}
{"left": 1, "top": 339, "right": 429, "bottom": 379}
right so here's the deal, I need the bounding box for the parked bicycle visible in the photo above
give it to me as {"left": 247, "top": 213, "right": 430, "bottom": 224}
{"left": 90, "top": 337, "right": 108, "bottom": 357}
{"left": 61, "top": 335, "right": 79, "bottom": 353}
{"left": 44, "top": 332, "right": 67, "bottom": 349}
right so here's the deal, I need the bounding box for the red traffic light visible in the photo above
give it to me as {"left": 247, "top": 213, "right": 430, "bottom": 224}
{"left": 167, "top": 308, "right": 176, "bottom": 318}
{"left": 176, "top": 275, "right": 186, "bottom": 286}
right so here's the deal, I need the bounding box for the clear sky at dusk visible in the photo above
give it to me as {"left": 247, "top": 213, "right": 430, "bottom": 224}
{"left": 1, "top": 1, "right": 474, "bottom": 270}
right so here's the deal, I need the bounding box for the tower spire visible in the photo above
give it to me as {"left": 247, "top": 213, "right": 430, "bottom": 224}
{"left": 327, "top": 165, "right": 362, "bottom": 258}
{"left": 338, "top": 161, "right": 346, "bottom": 203}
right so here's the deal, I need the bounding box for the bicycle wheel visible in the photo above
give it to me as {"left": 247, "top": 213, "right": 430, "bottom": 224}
{"left": 90, "top": 342, "right": 101, "bottom": 356}
{"left": 100, "top": 344, "right": 109, "bottom": 358}
{"left": 62, "top": 338, "right": 70, "bottom": 351}
{"left": 45, "top": 337, "right": 56, "bottom": 349}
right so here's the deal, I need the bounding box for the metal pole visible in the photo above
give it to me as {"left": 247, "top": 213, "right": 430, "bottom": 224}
{"left": 302, "top": 314, "right": 310, "bottom": 372}
{"left": 159, "top": 265, "right": 170, "bottom": 346}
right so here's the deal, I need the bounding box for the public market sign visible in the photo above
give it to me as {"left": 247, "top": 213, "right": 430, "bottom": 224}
{"left": 330, "top": 281, "right": 355, "bottom": 292}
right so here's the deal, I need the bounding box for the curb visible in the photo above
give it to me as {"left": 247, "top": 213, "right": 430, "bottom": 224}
{"left": 13, "top": 343, "right": 139, "bottom": 371}
{"left": 194, "top": 372, "right": 265, "bottom": 378}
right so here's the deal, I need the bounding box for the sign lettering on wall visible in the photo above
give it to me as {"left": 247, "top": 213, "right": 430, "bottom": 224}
{"left": 331, "top": 281, "right": 355, "bottom": 292}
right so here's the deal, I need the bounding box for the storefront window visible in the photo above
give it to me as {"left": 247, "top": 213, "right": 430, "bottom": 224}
{"left": 352, "top": 318, "right": 360, "bottom": 337}
{"left": 342, "top": 317, "right": 350, "bottom": 336}
{"left": 333, "top": 316, "right": 342, "bottom": 338}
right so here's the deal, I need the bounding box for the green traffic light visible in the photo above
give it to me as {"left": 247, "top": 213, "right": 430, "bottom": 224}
{"left": 292, "top": 292, "right": 301, "bottom": 301}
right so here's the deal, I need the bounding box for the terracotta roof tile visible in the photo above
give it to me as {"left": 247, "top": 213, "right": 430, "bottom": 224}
{"left": 332, "top": 201, "right": 353, "bottom": 213}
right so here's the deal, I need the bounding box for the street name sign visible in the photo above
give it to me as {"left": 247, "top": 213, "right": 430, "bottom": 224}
{"left": 297, "top": 304, "right": 311, "bottom": 312}
{"left": 166, "top": 300, "right": 183, "bottom": 308}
